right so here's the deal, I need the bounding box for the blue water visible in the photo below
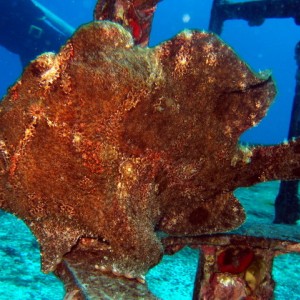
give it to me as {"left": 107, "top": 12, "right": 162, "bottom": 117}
{"left": 0, "top": 1, "right": 300, "bottom": 299}
{"left": 1, "top": 0, "right": 300, "bottom": 144}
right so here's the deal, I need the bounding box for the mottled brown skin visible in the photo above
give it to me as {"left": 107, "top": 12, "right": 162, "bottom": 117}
{"left": 0, "top": 21, "right": 299, "bottom": 279}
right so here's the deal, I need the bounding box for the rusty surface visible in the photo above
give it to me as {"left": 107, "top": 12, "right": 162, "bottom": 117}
{"left": 199, "top": 245, "right": 275, "bottom": 300}
{"left": 94, "top": 0, "right": 160, "bottom": 46}
{"left": 55, "top": 243, "right": 157, "bottom": 299}
{"left": 163, "top": 235, "right": 300, "bottom": 300}
{"left": 162, "top": 235, "right": 300, "bottom": 255}
{"left": 0, "top": 19, "right": 300, "bottom": 297}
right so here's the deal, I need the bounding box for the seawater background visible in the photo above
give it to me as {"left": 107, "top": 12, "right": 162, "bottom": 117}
{"left": 0, "top": 0, "right": 300, "bottom": 299}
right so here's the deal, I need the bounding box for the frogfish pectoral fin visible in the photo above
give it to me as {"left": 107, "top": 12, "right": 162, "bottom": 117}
{"left": 158, "top": 192, "right": 245, "bottom": 235}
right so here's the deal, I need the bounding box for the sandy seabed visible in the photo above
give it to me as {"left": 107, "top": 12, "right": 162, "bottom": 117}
{"left": 0, "top": 181, "right": 299, "bottom": 300}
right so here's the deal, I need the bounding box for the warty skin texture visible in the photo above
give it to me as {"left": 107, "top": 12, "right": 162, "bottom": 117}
{"left": 0, "top": 21, "right": 299, "bottom": 280}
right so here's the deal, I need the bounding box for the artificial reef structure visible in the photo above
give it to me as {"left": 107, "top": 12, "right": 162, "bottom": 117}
{"left": 0, "top": 0, "right": 300, "bottom": 298}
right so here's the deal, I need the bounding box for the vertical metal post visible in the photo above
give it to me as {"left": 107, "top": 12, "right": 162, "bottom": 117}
{"left": 274, "top": 41, "right": 300, "bottom": 224}
{"left": 208, "top": 0, "right": 225, "bottom": 34}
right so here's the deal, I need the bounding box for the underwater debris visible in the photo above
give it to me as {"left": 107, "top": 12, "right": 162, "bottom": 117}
{"left": 94, "top": 0, "right": 160, "bottom": 46}
{"left": 163, "top": 234, "right": 300, "bottom": 299}
{"left": 0, "top": 18, "right": 300, "bottom": 298}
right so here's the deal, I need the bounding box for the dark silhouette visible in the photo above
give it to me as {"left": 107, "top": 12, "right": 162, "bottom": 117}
{"left": 0, "top": 0, "right": 74, "bottom": 66}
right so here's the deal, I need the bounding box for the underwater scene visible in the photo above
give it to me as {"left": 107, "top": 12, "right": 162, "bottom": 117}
{"left": 0, "top": 0, "right": 300, "bottom": 299}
